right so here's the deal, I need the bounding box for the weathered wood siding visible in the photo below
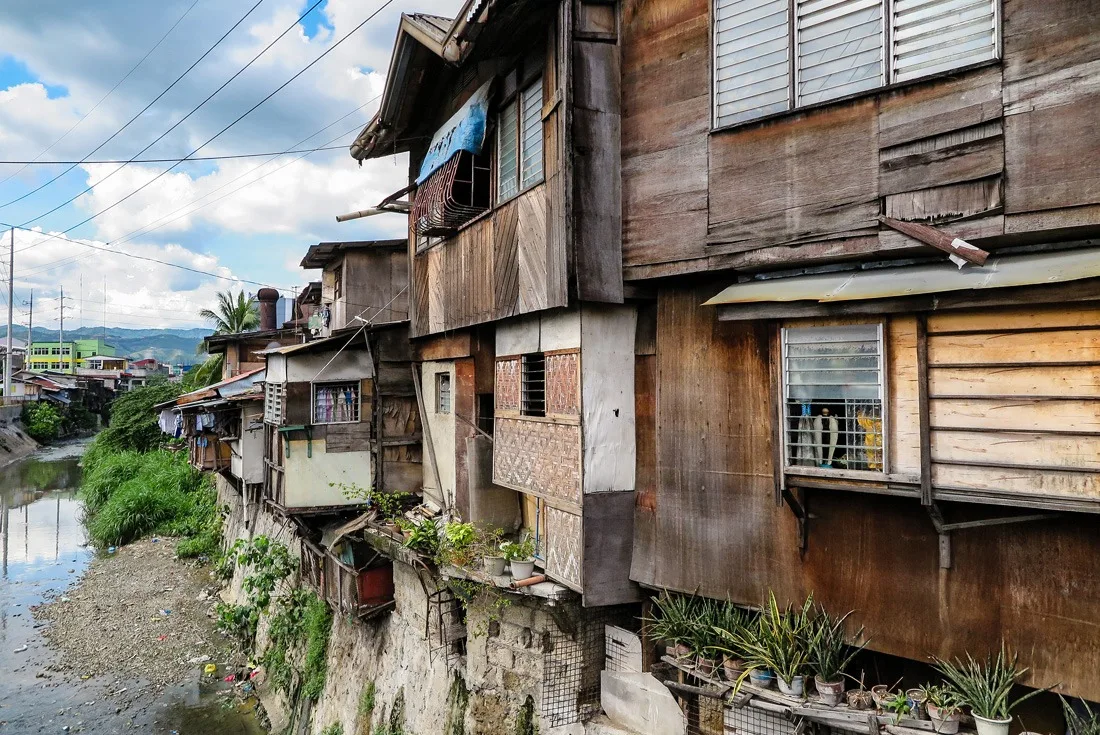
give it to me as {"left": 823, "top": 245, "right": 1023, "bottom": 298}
{"left": 620, "top": 0, "right": 1100, "bottom": 280}
{"left": 633, "top": 286, "right": 1100, "bottom": 700}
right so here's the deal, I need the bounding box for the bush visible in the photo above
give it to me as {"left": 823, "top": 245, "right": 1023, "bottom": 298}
{"left": 22, "top": 402, "right": 63, "bottom": 442}
{"left": 96, "top": 383, "right": 182, "bottom": 454}
{"left": 80, "top": 448, "right": 218, "bottom": 550}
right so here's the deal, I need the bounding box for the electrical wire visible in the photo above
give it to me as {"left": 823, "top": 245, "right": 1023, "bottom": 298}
{"left": 0, "top": 0, "right": 268, "bottom": 213}
{"left": 0, "top": 0, "right": 203, "bottom": 188}
{"left": 0, "top": 145, "right": 347, "bottom": 166}
{"left": 15, "top": 0, "right": 399, "bottom": 253}
{"left": 18, "top": 0, "right": 333, "bottom": 229}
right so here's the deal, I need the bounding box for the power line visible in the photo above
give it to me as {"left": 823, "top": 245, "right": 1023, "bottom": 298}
{"left": 17, "top": 0, "right": 330, "bottom": 229}
{"left": 0, "top": 144, "right": 347, "bottom": 166}
{"left": 16, "top": 0, "right": 399, "bottom": 253}
{"left": 0, "top": 0, "right": 268, "bottom": 213}
{"left": 0, "top": 0, "right": 202, "bottom": 188}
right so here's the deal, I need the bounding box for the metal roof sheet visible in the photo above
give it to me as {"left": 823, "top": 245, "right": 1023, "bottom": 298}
{"left": 704, "top": 248, "right": 1100, "bottom": 306}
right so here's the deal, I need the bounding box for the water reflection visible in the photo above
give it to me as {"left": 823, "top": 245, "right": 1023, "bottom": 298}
{"left": 0, "top": 452, "right": 87, "bottom": 579}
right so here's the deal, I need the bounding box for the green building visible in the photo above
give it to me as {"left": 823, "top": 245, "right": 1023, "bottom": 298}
{"left": 27, "top": 338, "right": 117, "bottom": 373}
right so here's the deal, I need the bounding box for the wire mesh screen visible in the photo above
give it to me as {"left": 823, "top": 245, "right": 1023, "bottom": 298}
{"left": 604, "top": 624, "right": 643, "bottom": 673}
{"left": 723, "top": 702, "right": 798, "bottom": 735}
{"left": 541, "top": 606, "right": 638, "bottom": 729}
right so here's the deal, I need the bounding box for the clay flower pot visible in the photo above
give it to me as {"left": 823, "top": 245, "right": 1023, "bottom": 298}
{"left": 696, "top": 655, "right": 718, "bottom": 678}
{"left": 871, "top": 685, "right": 893, "bottom": 710}
{"left": 814, "top": 677, "right": 844, "bottom": 706}
{"left": 674, "top": 642, "right": 692, "bottom": 661}
{"left": 847, "top": 690, "right": 874, "bottom": 710}
{"left": 482, "top": 555, "right": 507, "bottom": 577}
{"left": 927, "top": 704, "right": 962, "bottom": 734}
{"left": 721, "top": 656, "right": 745, "bottom": 681}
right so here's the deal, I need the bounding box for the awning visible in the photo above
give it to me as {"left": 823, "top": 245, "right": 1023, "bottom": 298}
{"left": 705, "top": 247, "right": 1100, "bottom": 316}
{"left": 415, "top": 80, "right": 492, "bottom": 185}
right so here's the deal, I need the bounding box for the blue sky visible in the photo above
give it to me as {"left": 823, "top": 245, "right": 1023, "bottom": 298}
{"left": 0, "top": 0, "right": 462, "bottom": 330}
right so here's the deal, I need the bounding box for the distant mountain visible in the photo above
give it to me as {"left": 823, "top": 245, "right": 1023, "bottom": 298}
{"left": 0, "top": 325, "right": 210, "bottom": 365}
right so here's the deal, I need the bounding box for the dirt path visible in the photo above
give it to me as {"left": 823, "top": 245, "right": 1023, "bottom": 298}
{"left": 33, "top": 538, "right": 243, "bottom": 689}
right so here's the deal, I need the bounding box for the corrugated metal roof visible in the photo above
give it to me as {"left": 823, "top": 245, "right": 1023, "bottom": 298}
{"left": 704, "top": 248, "right": 1100, "bottom": 306}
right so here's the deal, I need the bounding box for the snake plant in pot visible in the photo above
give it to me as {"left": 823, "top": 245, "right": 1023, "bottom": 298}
{"left": 807, "top": 607, "right": 866, "bottom": 706}
{"left": 737, "top": 592, "right": 814, "bottom": 698}
{"left": 712, "top": 601, "right": 753, "bottom": 681}
{"left": 644, "top": 590, "right": 697, "bottom": 660}
{"left": 932, "top": 645, "right": 1052, "bottom": 735}
{"left": 921, "top": 684, "right": 963, "bottom": 734}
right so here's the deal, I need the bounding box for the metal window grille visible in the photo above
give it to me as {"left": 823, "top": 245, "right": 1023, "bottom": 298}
{"left": 782, "top": 324, "right": 884, "bottom": 471}
{"left": 264, "top": 382, "right": 285, "bottom": 424}
{"left": 521, "top": 353, "right": 546, "bottom": 417}
{"left": 436, "top": 372, "right": 452, "bottom": 414}
{"left": 520, "top": 78, "right": 544, "bottom": 189}
{"left": 413, "top": 150, "right": 492, "bottom": 236}
{"left": 713, "top": 0, "right": 999, "bottom": 127}
{"left": 312, "top": 381, "right": 360, "bottom": 424}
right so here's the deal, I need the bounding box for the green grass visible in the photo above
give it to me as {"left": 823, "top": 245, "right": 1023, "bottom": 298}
{"left": 80, "top": 440, "right": 220, "bottom": 554}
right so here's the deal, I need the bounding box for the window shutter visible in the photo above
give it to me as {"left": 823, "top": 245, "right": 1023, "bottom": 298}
{"left": 796, "top": 0, "right": 883, "bottom": 106}
{"left": 519, "top": 79, "right": 544, "bottom": 189}
{"left": 891, "top": 0, "right": 997, "bottom": 83}
{"left": 497, "top": 100, "right": 519, "bottom": 200}
{"left": 714, "top": 0, "right": 791, "bottom": 127}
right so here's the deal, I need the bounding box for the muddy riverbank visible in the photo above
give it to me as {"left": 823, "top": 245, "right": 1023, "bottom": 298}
{"left": 0, "top": 440, "right": 265, "bottom": 734}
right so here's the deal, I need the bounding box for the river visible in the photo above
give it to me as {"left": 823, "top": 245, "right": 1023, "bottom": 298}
{"left": 0, "top": 441, "right": 265, "bottom": 734}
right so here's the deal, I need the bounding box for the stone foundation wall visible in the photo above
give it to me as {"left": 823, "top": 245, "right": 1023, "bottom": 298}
{"left": 216, "top": 476, "right": 596, "bottom": 735}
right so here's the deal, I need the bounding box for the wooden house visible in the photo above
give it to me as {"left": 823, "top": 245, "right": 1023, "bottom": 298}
{"left": 349, "top": 0, "right": 640, "bottom": 607}
{"left": 621, "top": 0, "right": 1100, "bottom": 700}
{"left": 261, "top": 323, "right": 421, "bottom": 515}
{"left": 299, "top": 240, "right": 408, "bottom": 339}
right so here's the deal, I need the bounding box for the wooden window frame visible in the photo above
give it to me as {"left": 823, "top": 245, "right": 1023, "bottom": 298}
{"left": 779, "top": 323, "right": 888, "bottom": 476}
{"left": 711, "top": 0, "right": 1001, "bottom": 130}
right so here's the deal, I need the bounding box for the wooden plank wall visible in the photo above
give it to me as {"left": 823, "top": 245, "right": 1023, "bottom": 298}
{"left": 633, "top": 287, "right": 1100, "bottom": 701}
{"left": 620, "top": 0, "right": 1100, "bottom": 281}
{"left": 409, "top": 15, "right": 569, "bottom": 339}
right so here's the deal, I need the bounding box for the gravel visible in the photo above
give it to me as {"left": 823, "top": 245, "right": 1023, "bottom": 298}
{"left": 32, "top": 538, "right": 242, "bottom": 689}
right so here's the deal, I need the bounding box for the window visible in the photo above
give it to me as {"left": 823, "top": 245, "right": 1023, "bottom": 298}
{"left": 497, "top": 77, "right": 544, "bottom": 201}
{"left": 713, "top": 0, "right": 999, "bottom": 127}
{"left": 520, "top": 353, "right": 546, "bottom": 418}
{"left": 264, "top": 382, "right": 285, "bottom": 424}
{"left": 436, "top": 372, "right": 452, "bottom": 414}
{"left": 51, "top": 348, "right": 60, "bottom": 355}
{"left": 313, "top": 381, "right": 360, "bottom": 424}
{"left": 413, "top": 150, "right": 492, "bottom": 236}
{"left": 782, "top": 324, "right": 884, "bottom": 471}
{"left": 333, "top": 263, "right": 343, "bottom": 300}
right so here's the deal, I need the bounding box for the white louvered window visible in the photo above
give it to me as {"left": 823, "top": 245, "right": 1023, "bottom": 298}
{"left": 496, "top": 77, "right": 544, "bottom": 201}
{"left": 713, "top": 0, "right": 998, "bottom": 127}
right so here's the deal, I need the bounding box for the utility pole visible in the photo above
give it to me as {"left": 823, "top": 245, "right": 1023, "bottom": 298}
{"left": 58, "top": 286, "right": 64, "bottom": 374}
{"left": 24, "top": 291, "right": 32, "bottom": 349}
{"left": 4, "top": 227, "right": 12, "bottom": 398}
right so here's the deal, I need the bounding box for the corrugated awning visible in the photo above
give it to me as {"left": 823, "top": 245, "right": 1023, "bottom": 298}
{"left": 705, "top": 248, "right": 1100, "bottom": 310}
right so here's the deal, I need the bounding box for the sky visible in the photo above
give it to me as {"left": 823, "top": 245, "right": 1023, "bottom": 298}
{"left": 0, "top": 0, "right": 463, "bottom": 331}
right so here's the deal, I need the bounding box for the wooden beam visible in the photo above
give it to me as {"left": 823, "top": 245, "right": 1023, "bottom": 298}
{"left": 916, "top": 315, "right": 933, "bottom": 506}
{"left": 880, "top": 216, "right": 990, "bottom": 266}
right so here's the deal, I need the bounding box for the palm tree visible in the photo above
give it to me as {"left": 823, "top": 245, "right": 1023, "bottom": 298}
{"left": 190, "top": 290, "right": 259, "bottom": 388}
{"left": 199, "top": 290, "right": 259, "bottom": 335}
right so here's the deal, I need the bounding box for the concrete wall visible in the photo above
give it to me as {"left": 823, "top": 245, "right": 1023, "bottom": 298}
{"left": 283, "top": 438, "right": 370, "bottom": 507}
{"left": 421, "top": 360, "right": 457, "bottom": 510}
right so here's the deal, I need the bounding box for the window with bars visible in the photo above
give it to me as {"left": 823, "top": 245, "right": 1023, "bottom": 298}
{"left": 312, "top": 381, "right": 361, "bottom": 425}
{"left": 436, "top": 372, "right": 452, "bottom": 414}
{"left": 497, "top": 77, "right": 544, "bottom": 201}
{"left": 264, "top": 382, "right": 286, "bottom": 424}
{"left": 520, "top": 352, "right": 546, "bottom": 418}
{"left": 782, "top": 324, "right": 884, "bottom": 472}
{"left": 413, "top": 150, "right": 492, "bottom": 236}
{"left": 713, "top": 0, "right": 999, "bottom": 128}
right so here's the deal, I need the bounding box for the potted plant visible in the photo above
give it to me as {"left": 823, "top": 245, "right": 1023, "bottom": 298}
{"left": 691, "top": 598, "right": 722, "bottom": 678}
{"left": 807, "top": 607, "right": 866, "bottom": 706}
{"left": 436, "top": 522, "right": 478, "bottom": 568}
{"left": 882, "top": 692, "right": 912, "bottom": 723}
{"left": 736, "top": 592, "right": 813, "bottom": 698}
{"left": 906, "top": 687, "right": 929, "bottom": 720}
{"left": 922, "top": 684, "right": 963, "bottom": 734}
{"left": 500, "top": 535, "right": 537, "bottom": 580}
{"left": 872, "top": 683, "right": 899, "bottom": 711}
{"left": 1061, "top": 696, "right": 1100, "bottom": 735}
{"left": 644, "top": 590, "right": 696, "bottom": 660}
{"left": 712, "top": 601, "right": 752, "bottom": 681}
{"left": 932, "top": 645, "right": 1052, "bottom": 735}
{"left": 476, "top": 526, "right": 507, "bottom": 576}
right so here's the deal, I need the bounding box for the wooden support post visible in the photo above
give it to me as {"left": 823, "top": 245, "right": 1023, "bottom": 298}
{"left": 938, "top": 533, "right": 952, "bottom": 570}
{"left": 880, "top": 217, "right": 989, "bottom": 266}
{"left": 916, "top": 315, "right": 933, "bottom": 506}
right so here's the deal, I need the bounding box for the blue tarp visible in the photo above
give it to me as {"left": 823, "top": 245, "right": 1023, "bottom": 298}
{"left": 415, "top": 80, "right": 493, "bottom": 185}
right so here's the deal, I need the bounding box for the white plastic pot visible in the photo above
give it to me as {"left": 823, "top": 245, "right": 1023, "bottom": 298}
{"left": 777, "top": 675, "right": 805, "bottom": 697}
{"left": 482, "top": 555, "right": 507, "bottom": 577}
{"left": 510, "top": 559, "right": 536, "bottom": 580}
{"left": 973, "top": 714, "right": 1012, "bottom": 735}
